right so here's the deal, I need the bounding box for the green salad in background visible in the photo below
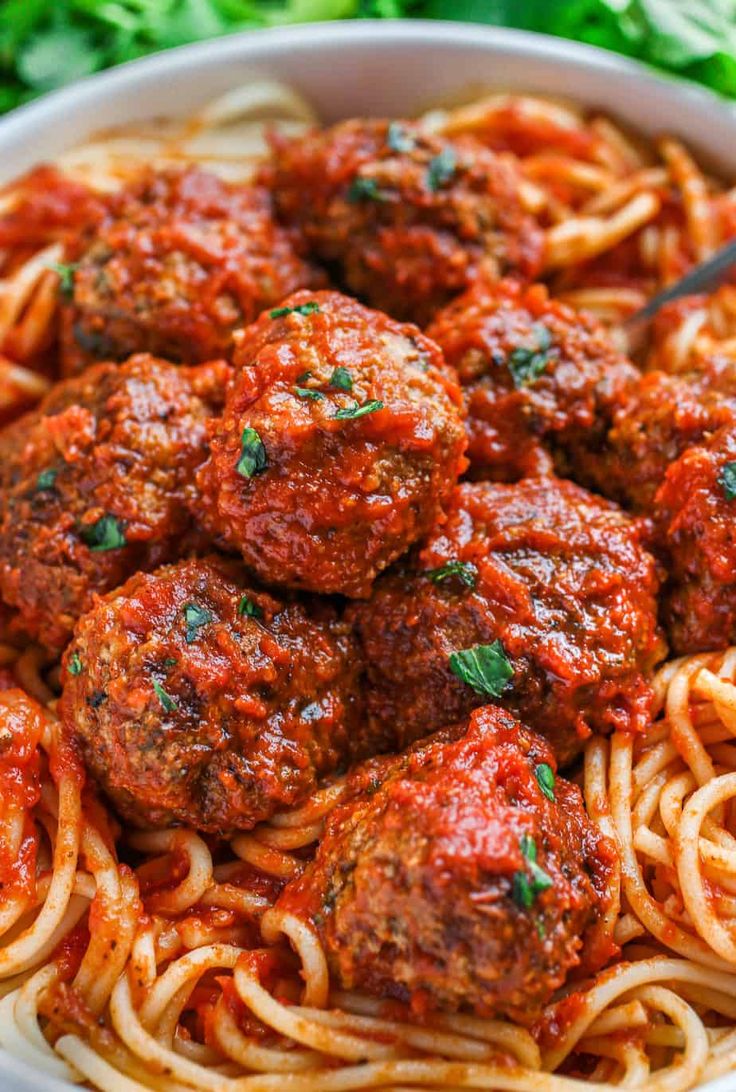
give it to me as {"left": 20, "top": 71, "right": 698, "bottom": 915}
{"left": 0, "top": 0, "right": 734, "bottom": 114}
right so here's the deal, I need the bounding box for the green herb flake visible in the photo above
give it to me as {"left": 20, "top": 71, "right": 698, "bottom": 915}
{"left": 67, "top": 652, "right": 83, "bottom": 677}
{"left": 163, "top": 658, "right": 178, "bottom": 669}
{"left": 236, "top": 427, "right": 268, "bottom": 479}
{"left": 238, "top": 595, "right": 264, "bottom": 621}
{"left": 347, "top": 177, "right": 388, "bottom": 203}
{"left": 507, "top": 324, "right": 554, "bottom": 389}
{"left": 35, "top": 468, "right": 58, "bottom": 492}
{"left": 424, "top": 559, "right": 477, "bottom": 588}
{"left": 535, "top": 762, "right": 556, "bottom": 802}
{"left": 270, "top": 301, "right": 320, "bottom": 319}
{"left": 512, "top": 835, "right": 553, "bottom": 909}
{"left": 49, "top": 261, "right": 78, "bottom": 298}
{"left": 427, "top": 147, "right": 457, "bottom": 191}
{"left": 333, "top": 399, "right": 384, "bottom": 421}
{"left": 152, "top": 679, "right": 177, "bottom": 714}
{"left": 183, "top": 602, "right": 213, "bottom": 644}
{"left": 80, "top": 514, "right": 126, "bottom": 552}
{"left": 295, "top": 386, "right": 325, "bottom": 401}
{"left": 512, "top": 871, "right": 534, "bottom": 910}
{"left": 387, "top": 121, "right": 415, "bottom": 153}
{"left": 719, "top": 461, "right": 736, "bottom": 501}
{"left": 448, "top": 639, "right": 513, "bottom": 698}
{"left": 329, "top": 367, "right": 353, "bottom": 392}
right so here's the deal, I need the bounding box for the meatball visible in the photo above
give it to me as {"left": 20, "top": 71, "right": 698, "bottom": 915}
{"left": 0, "top": 354, "right": 228, "bottom": 651}
{"left": 349, "top": 478, "right": 664, "bottom": 764}
{"left": 60, "top": 557, "right": 370, "bottom": 831}
{"left": 426, "top": 278, "right": 638, "bottom": 481}
{"left": 655, "top": 422, "right": 736, "bottom": 653}
{"left": 266, "top": 119, "right": 543, "bottom": 324}
{"left": 564, "top": 360, "right": 736, "bottom": 514}
{"left": 197, "top": 290, "right": 467, "bottom": 598}
{"left": 277, "top": 704, "right": 617, "bottom": 1022}
{"left": 60, "top": 167, "right": 322, "bottom": 373}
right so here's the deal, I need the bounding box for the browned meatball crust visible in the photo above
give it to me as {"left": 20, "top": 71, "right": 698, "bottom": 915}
{"left": 426, "top": 278, "right": 638, "bottom": 481}
{"left": 197, "top": 290, "right": 467, "bottom": 598}
{"left": 60, "top": 557, "right": 369, "bottom": 832}
{"left": 277, "top": 704, "right": 618, "bottom": 1022}
{"left": 60, "top": 167, "right": 322, "bottom": 373}
{"left": 349, "top": 478, "right": 665, "bottom": 765}
{"left": 0, "top": 354, "right": 229, "bottom": 651}
{"left": 265, "top": 119, "right": 543, "bottom": 324}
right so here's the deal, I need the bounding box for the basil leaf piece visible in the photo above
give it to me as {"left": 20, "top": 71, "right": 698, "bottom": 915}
{"left": 49, "top": 261, "right": 78, "bottom": 298}
{"left": 36, "top": 468, "right": 58, "bottom": 492}
{"left": 535, "top": 762, "right": 556, "bottom": 802}
{"left": 507, "top": 324, "right": 554, "bottom": 388}
{"left": 427, "top": 147, "right": 457, "bottom": 190}
{"left": 238, "top": 595, "right": 264, "bottom": 621}
{"left": 448, "top": 639, "right": 513, "bottom": 698}
{"left": 68, "top": 652, "right": 83, "bottom": 676}
{"left": 387, "top": 121, "right": 415, "bottom": 153}
{"left": 236, "top": 428, "right": 267, "bottom": 478}
{"left": 424, "top": 559, "right": 477, "bottom": 588}
{"left": 295, "top": 386, "right": 325, "bottom": 401}
{"left": 329, "top": 367, "right": 354, "bottom": 392}
{"left": 153, "top": 679, "right": 177, "bottom": 713}
{"left": 333, "top": 399, "right": 384, "bottom": 420}
{"left": 80, "top": 514, "right": 126, "bottom": 552}
{"left": 719, "top": 461, "right": 736, "bottom": 501}
{"left": 270, "top": 301, "right": 320, "bottom": 318}
{"left": 183, "top": 602, "right": 213, "bottom": 644}
{"left": 347, "top": 177, "right": 388, "bottom": 203}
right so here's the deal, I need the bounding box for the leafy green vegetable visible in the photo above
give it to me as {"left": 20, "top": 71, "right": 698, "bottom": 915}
{"left": 535, "top": 762, "right": 556, "bottom": 801}
{"left": 79, "top": 513, "right": 126, "bottom": 551}
{"left": 512, "top": 834, "right": 553, "bottom": 909}
{"left": 236, "top": 427, "right": 267, "bottom": 478}
{"left": 427, "top": 147, "right": 457, "bottom": 191}
{"left": 719, "top": 461, "right": 736, "bottom": 500}
{"left": 238, "top": 594, "right": 264, "bottom": 620}
{"left": 49, "top": 262, "right": 78, "bottom": 299}
{"left": 183, "top": 602, "right": 213, "bottom": 643}
{"left": 35, "top": 468, "right": 58, "bottom": 492}
{"left": 68, "top": 651, "right": 83, "bottom": 676}
{"left": 270, "top": 301, "right": 321, "bottom": 318}
{"left": 386, "top": 121, "right": 415, "bottom": 152}
{"left": 423, "top": 559, "right": 477, "bottom": 588}
{"left": 153, "top": 678, "right": 177, "bottom": 713}
{"left": 295, "top": 385, "right": 325, "bottom": 401}
{"left": 507, "top": 324, "right": 554, "bottom": 389}
{"left": 346, "top": 177, "right": 388, "bottom": 203}
{"left": 329, "top": 367, "right": 353, "bottom": 392}
{"left": 333, "top": 399, "right": 384, "bottom": 420}
{"left": 448, "top": 639, "right": 513, "bottom": 698}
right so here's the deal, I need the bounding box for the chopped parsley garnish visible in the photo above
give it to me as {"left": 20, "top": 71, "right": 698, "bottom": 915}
{"left": 238, "top": 595, "right": 264, "bottom": 621}
{"left": 152, "top": 679, "right": 177, "bottom": 713}
{"left": 163, "top": 657, "right": 178, "bottom": 668}
{"left": 448, "top": 639, "right": 513, "bottom": 698}
{"left": 507, "top": 324, "right": 554, "bottom": 389}
{"left": 512, "top": 835, "right": 553, "bottom": 910}
{"left": 329, "top": 367, "right": 354, "bottom": 392}
{"left": 427, "top": 148, "right": 457, "bottom": 191}
{"left": 347, "top": 177, "right": 387, "bottom": 203}
{"left": 236, "top": 428, "right": 267, "bottom": 479}
{"left": 719, "top": 461, "right": 736, "bottom": 501}
{"left": 183, "top": 602, "right": 213, "bottom": 644}
{"left": 49, "top": 261, "right": 78, "bottom": 298}
{"left": 295, "top": 386, "right": 325, "bottom": 401}
{"left": 424, "top": 559, "right": 477, "bottom": 588}
{"left": 334, "top": 399, "right": 384, "bottom": 420}
{"left": 387, "top": 121, "right": 415, "bottom": 153}
{"left": 67, "top": 652, "right": 83, "bottom": 676}
{"left": 36, "top": 468, "right": 58, "bottom": 492}
{"left": 80, "top": 513, "right": 126, "bottom": 552}
{"left": 296, "top": 371, "right": 313, "bottom": 383}
{"left": 535, "top": 763, "right": 556, "bottom": 802}
{"left": 270, "top": 301, "right": 320, "bottom": 319}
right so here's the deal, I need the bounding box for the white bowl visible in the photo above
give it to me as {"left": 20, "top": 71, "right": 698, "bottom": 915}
{"left": 1, "top": 19, "right": 736, "bottom": 1092}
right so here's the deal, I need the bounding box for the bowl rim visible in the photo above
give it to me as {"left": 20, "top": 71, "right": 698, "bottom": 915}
{"left": 1, "top": 17, "right": 734, "bottom": 144}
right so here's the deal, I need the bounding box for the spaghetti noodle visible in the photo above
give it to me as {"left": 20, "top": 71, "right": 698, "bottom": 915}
{"left": 0, "top": 84, "right": 736, "bottom": 1091}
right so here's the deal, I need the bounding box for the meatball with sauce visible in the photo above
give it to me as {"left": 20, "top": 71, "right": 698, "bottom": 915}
{"left": 655, "top": 421, "right": 736, "bottom": 653}
{"left": 426, "top": 278, "right": 638, "bottom": 481}
{"left": 60, "top": 167, "right": 322, "bottom": 374}
{"left": 60, "top": 557, "right": 369, "bottom": 832}
{"left": 0, "top": 354, "right": 229, "bottom": 651}
{"left": 349, "top": 478, "right": 665, "bottom": 765}
{"left": 265, "top": 119, "right": 543, "bottom": 324}
{"left": 276, "top": 704, "right": 617, "bottom": 1022}
{"left": 562, "top": 359, "right": 736, "bottom": 515}
{"left": 197, "top": 290, "right": 467, "bottom": 598}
